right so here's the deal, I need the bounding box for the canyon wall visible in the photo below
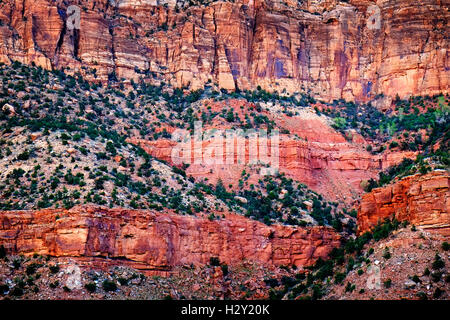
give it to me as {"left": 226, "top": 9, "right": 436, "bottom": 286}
{"left": 0, "top": 0, "right": 447, "bottom": 101}
{"left": 131, "top": 135, "right": 416, "bottom": 204}
{"left": 358, "top": 171, "right": 450, "bottom": 236}
{"left": 0, "top": 205, "right": 341, "bottom": 272}
{"left": 128, "top": 99, "right": 417, "bottom": 204}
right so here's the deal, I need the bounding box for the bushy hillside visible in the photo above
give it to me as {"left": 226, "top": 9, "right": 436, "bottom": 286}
{"left": 265, "top": 220, "right": 449, "bottom": 300}
{"left": 0, "top": 61, "right": 353, "bottom": 230}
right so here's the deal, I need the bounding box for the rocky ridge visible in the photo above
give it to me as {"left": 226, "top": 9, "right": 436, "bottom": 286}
{"left": 0, "top": 205, "right": 342, "bottom": 273}
{"left": 324, "top": 228, "right": 449, "bottom": 300}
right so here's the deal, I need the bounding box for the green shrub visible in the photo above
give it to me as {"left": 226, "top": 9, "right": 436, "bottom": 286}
{"left": 431, "top": 271, "right": 442, "bottom": 282}
{"left": 84, "top": 282, "right": 96, "bottom": 293}
{"left": 17, "top": 150, "right": 30, "bottom": 161}
{"left": 209, "top": 257, "right": 221, "bottom": 266}
{"left": 10, "top": 286, "right": 23, "bottom": 296}
{"left": 312, "top": 284, "right": 323, "bottom": 299}
{"left": 26, "top": 263, "right": 39, "bottom": 275}
{"left": 334, "top": 272, "right": 346, "bottom": 284}
{"left": 417, "top": 291, "right": 427, "bottom": 300}
{"left": 345, "top": 282, "right": 355, "bottom": 292}
{"left": 281, "top": 276, "right": 297, "bottom": 288}
{"left": 264, "top": 278, "right": 279, "bottom": 288}
{"left": 389, "top": 141, "right": 398, "bottom": 149}
{"left": 383, "top": 247, "right": 391, "bottom": 259}
{"left": 0, "top": 284, "right": 9, "bottom": 295}
{"left": 221, "top": 264, "right": 229, "bottom": 276}
{"left": 333, "top": 117, "right": 347, "bottom": 129}
{"left": 433, "top": 288, "right": 443, "bottom": 299}
{"left": 445, "top": 274, "right": 450, "bottom": 283}
{"left": 316, "top": 260, "right": 334, "bottom": 280}
{"left": 432, "top": 254, "right": 445, "bottom": 270}
{"left": 12, "top": 259, "right": 21, "bottom": 269}
{"left": 102, "top": 279, "right": 117, "bottom": 292}
{"left": 49, "top": 265, "right": 60, "bottom": 274}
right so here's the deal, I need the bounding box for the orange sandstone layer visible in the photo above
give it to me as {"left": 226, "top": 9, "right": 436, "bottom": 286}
{"left": 0, "top": 205, "right": 341, "bottom": 272}
{"left": 128, "top": 135, "right": 416, "bottom": 204}
{"left": 358, "top": 171, "right": 450, "bottom": 236}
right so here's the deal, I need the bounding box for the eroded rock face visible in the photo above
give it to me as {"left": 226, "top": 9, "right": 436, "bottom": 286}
{"left": 127, "top": 99, "right": 417, "bottom": 204}
{"left": 0, "top": 205, "right": 341, "bottom": 271}
{"left": 358, "top": 171, "right": 450, "bottom": 236}
{"left": 0, "top": 0, "right": 447, "bottom": 101}
{"left": 130, "top": 136, "right": 417, "bottom": 203}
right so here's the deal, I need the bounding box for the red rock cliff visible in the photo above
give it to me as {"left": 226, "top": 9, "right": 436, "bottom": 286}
{"left": 127, "top": 100, "right": 417, "bottom": 204}
{"left": 358, "top": 171, "right": 450, "bottom": 236}
{"left": 0, "top": 205, "right": 341, "bottom": 271}
{"left": 0, "top": 0, "right": 447, "bottom": 101}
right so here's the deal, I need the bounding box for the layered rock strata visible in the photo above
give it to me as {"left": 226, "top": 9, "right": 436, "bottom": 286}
{"left": 358, "top": 171, "right": 450, "bottom": 236}
{"left": 0, "top": 205, "right": 342, "bottom": 272}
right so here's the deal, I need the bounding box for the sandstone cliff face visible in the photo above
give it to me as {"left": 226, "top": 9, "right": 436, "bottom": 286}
{"left": 0, "top": 205, "right": 341, "bottom": 271}
{"left": 0, "top": 0, "right": 447, "bottom": 101}
{"left": 358, "top": 171, "right": 450, "bottom": 236}
{"left": 130, "top": 135, "right": 416, "bottom": 204}
{"left": 127, "top": 99, "right": 417, "bottom": 204}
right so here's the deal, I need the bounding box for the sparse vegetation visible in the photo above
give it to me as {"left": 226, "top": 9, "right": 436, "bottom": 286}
{"left": 102, "top": 279, "right": 117, "bottom": 292}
